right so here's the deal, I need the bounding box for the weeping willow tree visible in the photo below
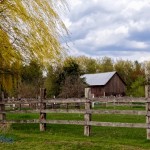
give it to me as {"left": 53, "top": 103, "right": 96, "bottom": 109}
{"left": 0, "top": 0, "right": 68, "bottom": 96}
{"left": 0, "top": 0, "right": 68, "bottom": 62}
{"left": 0, "top": 28, "right": 21, "bottom": 96}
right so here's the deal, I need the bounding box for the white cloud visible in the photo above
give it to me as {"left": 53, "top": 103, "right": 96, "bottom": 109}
{"left": 127, "top": 41, "right": 148, "bottom": 49}
{"left": 64, "top": 0, "right": 150, "bottom": 61}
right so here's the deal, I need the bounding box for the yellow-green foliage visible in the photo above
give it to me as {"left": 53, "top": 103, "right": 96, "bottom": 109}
{"left": 0, "top": 29, "right": 21, "bottom": 65}
{"left": 0, "top": 29, "right": 21, "bottom": 96}
{"left": 0, "top": 0, "right": 68, "bottom": 64}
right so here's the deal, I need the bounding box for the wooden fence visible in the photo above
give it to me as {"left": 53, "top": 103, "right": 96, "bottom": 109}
{"left": 0, "top": 90, "right": 150, "bottom": 139}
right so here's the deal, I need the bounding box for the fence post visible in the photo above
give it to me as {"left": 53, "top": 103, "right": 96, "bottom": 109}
{"left": 84, "top": 101, "right": 91, "bottom": 136}
{"left": 39, "top": 88, "right": 46, "bottom": 131}
{"left": 146, "top": 85, "right": 150, "bottom": 139}
{"left": 0, "top": 92, "right": 6, "bottom": 121}
{"left": 85, "top": 88, "right": 92, "bottom": 99}
{"left": 145, "top": 65, "right": 150, "bottom": 139}
{"left": 84, "top": 88, "right": 91, "bottom": 136}
{"left": 146, "top": 101, "right": 150, "bottom": 139}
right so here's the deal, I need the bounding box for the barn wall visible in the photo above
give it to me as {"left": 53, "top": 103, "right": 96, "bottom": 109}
{"left": 90, "top": 73, "right": 126, "bottom": 97}
{"left": 104, "top": 73, "right": 126, "bottom": 96}
{"left": 91, "top": 86, "right": 104, "bottom": 97}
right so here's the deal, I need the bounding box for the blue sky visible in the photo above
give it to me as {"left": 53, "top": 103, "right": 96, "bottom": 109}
{"left": 63, "top": 0, "right": 150, "bottom": 62}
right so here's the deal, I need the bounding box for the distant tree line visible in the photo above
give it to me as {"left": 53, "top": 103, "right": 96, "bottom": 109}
{"left": 45, "top": 56, "right": 147, "bottom": 98}
{"left": 1, "top": 56, "right": 150, "bottom": 98}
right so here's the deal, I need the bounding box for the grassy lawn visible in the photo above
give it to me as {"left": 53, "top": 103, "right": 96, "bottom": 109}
{"left": 93, "top": 103, "right": 145, "bottom": 110}
{"left": 0, "top": 106, "right": 150, "bottom": 150}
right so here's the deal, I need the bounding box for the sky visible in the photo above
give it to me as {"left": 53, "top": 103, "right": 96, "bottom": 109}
{"left": 63, "top": 0, "right": 150, "bottom": 62}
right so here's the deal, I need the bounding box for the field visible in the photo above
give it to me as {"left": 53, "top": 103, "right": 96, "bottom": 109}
{"left": 1, "top": 105, "right": 150, "bottom": 150}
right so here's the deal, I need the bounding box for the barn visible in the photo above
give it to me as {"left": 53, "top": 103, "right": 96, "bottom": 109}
{"left": 82, "top": 71, "right": 126, "bottom": 97}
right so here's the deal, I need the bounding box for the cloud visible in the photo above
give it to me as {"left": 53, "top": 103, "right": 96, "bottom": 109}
{"left": 64, "top": 0, "right": 150, "bottom": 61}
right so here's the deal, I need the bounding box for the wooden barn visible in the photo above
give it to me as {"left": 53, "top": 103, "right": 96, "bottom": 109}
{"left": 82, "top": 71, "right": 126, "bottom": 97}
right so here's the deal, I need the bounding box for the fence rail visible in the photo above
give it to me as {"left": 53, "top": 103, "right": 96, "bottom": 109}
{"left": 1, "top": 109, "right": 146, "bottom": 115}
{"left": 2, "top": 96, "right": 149, "bottom": 103}
{"left": 0, "top": 98, "right": 88, "bottom": 104}
{"left": 0, "top": 120, "right": 147, "bottom": 129}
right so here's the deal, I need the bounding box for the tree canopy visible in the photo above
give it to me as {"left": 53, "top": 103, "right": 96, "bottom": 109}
{"left": 0, "top": 0, "right": 68, "bottom": 63}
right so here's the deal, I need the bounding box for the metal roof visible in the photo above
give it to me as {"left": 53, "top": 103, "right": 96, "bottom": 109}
{"left": 81, "top": 71, "right": 116, "bottom": 86}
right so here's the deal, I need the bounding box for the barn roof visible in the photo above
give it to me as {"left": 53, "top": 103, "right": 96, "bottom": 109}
{"left": 81, "top": 71, "right": 117, "bottom": 86}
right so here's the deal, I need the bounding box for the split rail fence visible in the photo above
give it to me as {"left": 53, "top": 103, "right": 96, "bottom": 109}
{"left": 0, "top": 89, "right": 150, "bottom": 139}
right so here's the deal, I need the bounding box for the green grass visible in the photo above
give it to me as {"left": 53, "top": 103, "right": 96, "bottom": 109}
{"left": 94, "top": 103, "right": 145, "bottom": 110}
{"left": 1, "top": 124, "right": 150, "bottom": 150}
{"left": 1, "top": 106, "right": 150, "bottom": 150}
{"left": 7, "top": 113, "right": 145, "bottom": 123}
